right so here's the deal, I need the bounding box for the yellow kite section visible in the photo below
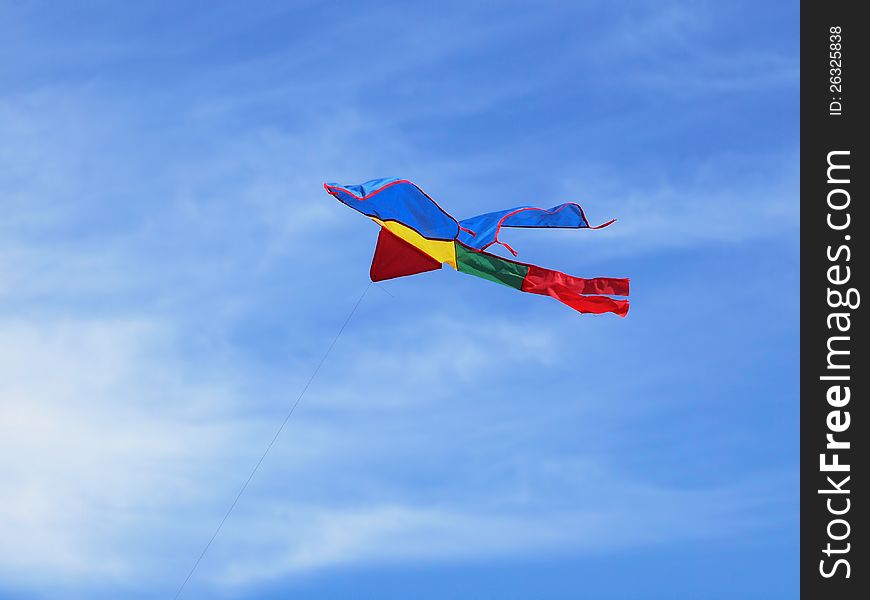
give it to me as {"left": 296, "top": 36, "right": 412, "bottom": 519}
{"left": 371, "top": 217, "right": 457, "bottom": 269}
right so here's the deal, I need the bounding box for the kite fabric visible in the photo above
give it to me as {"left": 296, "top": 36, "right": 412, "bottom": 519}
{"left": 324, "top": 178, "right": 630, "bottom": 317}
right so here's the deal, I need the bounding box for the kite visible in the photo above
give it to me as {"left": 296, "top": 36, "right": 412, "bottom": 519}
{"left": 324, "top": 178, "right": 630, "bottom": 316}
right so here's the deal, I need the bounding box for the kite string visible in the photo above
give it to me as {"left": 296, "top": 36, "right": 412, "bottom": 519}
{"left": 172, "top": 281, "right": 373, "bottom": 600}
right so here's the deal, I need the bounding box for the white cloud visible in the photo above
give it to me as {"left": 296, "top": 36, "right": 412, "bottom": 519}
{"left": 0, "top": 304, "right": 794, "bottom": 597}
{"left": 0, "top": 318, "right": 242, "bottom": 584}
{"left": 212, "top": 464, "right": 791, "bottom": 588}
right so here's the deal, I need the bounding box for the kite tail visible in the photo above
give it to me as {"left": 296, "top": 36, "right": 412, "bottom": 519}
{"left": 521, "top": 265, "right": 629, "bottom": 316}
{"left": 454, "top": 242, "right": 629, "bottom": 317}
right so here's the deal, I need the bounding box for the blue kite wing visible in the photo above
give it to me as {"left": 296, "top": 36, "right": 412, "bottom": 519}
{"left": 457, "top": 203, "right": 615, "bottom": 255}
{"left": 324, "top": 178, "right": 459, "bottom": 241}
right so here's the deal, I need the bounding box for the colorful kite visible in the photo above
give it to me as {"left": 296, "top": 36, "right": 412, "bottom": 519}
{"left": 324, "top": 178, "right": 630, "bottom": 316}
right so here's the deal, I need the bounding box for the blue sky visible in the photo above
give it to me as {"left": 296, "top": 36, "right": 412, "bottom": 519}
{"left": 0, "top": 1, "right": 798, "bottom": 598}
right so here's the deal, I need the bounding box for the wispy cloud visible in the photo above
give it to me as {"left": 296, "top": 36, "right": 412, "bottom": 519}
{"left": 215, "top": 469, "right": 792, "bottom": 587}
{"left": 0, "top": 311, "right": 793, "bottom": 595}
